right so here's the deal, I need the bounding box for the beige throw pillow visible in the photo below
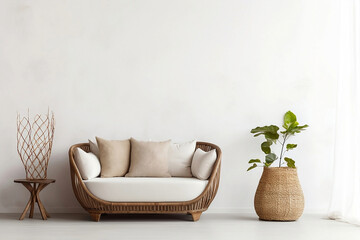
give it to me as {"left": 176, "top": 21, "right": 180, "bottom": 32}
{"left": 126, "top": 138, "right": 171, "bottom": 177}
{"left": 96, "top": 137, "right": 130, "bottom": 177}
{"left": 191, "top": 148, "right": 217, "bottom": 180}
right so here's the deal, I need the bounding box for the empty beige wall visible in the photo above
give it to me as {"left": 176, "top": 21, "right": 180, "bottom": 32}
{"left": 0, "top": 0, "right": 338, "bottom": 213}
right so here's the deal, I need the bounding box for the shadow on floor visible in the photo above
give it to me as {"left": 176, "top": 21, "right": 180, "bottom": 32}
{"left": 94, "top": 213, "right": 194, "bottom": 222}
{"left": 0, "top": 212, "right": 261, "bottom": 222}
{"left": 211, "top": 213, "right": 260, "bottom": 222}
{"left": 8, "top": 213, "right": 195, "bottom": 222}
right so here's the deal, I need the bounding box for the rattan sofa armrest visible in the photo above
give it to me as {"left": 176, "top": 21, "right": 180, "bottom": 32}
{"left": 68, "top": 143, "right": 88, "bottom": 181}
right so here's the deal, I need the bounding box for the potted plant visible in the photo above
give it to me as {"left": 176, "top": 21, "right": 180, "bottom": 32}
{"left": 247, "top": 111, "right": 308, "bottom": 221}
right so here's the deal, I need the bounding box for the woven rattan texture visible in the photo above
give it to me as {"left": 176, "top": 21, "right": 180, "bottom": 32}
{"left": 254, "top": 167, "right": 304, "bottom": 221}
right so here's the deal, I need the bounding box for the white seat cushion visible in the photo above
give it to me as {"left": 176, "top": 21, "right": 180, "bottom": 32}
{"left": 83, "top": 177, "right": 208, "bottom": 202}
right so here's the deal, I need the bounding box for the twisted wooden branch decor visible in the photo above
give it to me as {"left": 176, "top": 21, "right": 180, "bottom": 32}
{"left": 17, "top": 110, "right": 55, "bottom": 179}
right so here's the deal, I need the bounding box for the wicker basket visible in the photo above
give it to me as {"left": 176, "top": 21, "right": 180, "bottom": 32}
{"left": 254, "top": 167, "right": 304, "bottom": 221}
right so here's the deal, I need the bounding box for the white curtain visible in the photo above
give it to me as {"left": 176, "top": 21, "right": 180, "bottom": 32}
{"left": 329, "top": 0, "right": 360, "bottom": 225}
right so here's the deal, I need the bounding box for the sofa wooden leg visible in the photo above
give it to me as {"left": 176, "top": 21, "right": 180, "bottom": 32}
{"left": 190, "top": 212, "right": 202, "bottom": 222}
{"left": 90, "top": 213, "right": 101, "bottom": 222}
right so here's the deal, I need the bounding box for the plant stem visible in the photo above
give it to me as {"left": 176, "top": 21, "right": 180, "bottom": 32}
{"left": 279, "top": 134, "right": 287, "bottom": 167}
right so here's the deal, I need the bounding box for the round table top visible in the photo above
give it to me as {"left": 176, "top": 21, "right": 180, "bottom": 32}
{"left": 14, "top": 179, "right": 56, "bottom": 184}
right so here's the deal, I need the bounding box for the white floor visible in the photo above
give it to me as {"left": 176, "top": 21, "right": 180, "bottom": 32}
{"left": 0, "top": 213, "right": 358, "bottom": 240}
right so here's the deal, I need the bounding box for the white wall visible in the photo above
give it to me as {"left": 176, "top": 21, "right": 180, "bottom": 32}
{"left": 0, "top": 0, "right": 339, "bottom": 213}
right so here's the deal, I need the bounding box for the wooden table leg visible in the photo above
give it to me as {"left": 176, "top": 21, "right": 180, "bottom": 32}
{"left": 29, "top": 183, "right": 37, "bottom": 218}
{"left": 36, "top": 183, "right": 50, "bottom": 220}
{"left": 15, "top": 179, "right": 55, "bottom": 220}
{"left": 19, "top": 183, "right": 34, "bottom": 220}
{"left": 19, "top": 182, "right": 51, "bottom": 220}
{"left": 19, "top": 197, "right": 32, "bottom": 220}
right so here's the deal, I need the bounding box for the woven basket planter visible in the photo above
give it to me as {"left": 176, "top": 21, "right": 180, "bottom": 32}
{"left": 254, "top": 167, "right": 304, "bottom": 221}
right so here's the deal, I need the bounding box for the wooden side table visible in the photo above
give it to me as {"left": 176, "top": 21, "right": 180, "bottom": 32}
{"left": 14, "top": 179, "right": 55, "bottom": 220}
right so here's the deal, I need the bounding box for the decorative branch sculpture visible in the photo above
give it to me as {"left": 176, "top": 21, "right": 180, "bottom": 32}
{"left": 17, "top": 110, "right": 55, "bottom": 179}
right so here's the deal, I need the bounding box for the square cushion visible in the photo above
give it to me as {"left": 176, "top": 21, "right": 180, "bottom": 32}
{"left": 96, "top": 137, "right": 130, "bottom": 177}
{"left": 168, "top": 140, "right": 196, "bottom": 177}
{"left": 191, "top": 148, "right": 217, "bottom": 180}
{"left": 74, "top": 147, "right": 101, "bottom": 180}
{"left": 126, "top": 138, "right": 171, "bottom": 177}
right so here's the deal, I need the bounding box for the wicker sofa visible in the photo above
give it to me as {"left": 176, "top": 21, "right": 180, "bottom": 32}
{"left": 68, "top": 141, "right": 221, "bottom": 222}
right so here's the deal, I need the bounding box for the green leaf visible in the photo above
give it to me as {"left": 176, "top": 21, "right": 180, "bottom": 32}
{"left": 295, "top": 124, "right": 309, "bottom": 131}
{"left": 261, "top": 141, "right": 272, "bottom": 154}
{"left": 251, "top": 125, "right": 280, "bottom": 142}
{"left": 286, "top": 124, "right": 309, "bottom": 135}
{"left": 282, "top": 111, "right": 308, "bottom": 134}
{"left": 283, "top": 111, "right": 297, "bottom": 129}
{"left": 251, "top": 125, "right": 279, "bottom": 134}
{"left": 264, "top": 132, "right": 279, "bottom": 142}
{"left": 281, "top": 122, "right": 297, "bottom": 133}
{"left": 284, "top": 157, "right": 296, "bottom": 168}
{"left": 286, "top": 144, "right": 297, "bottom": 150}
{"left": 265, "top": 153, "right": 277, "bottom": 166}
{"left": 249, "top": 159, "right": 261, "bottom": 163}
{"left": 247, "top": 163, "right": 258, "bottom": 171}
